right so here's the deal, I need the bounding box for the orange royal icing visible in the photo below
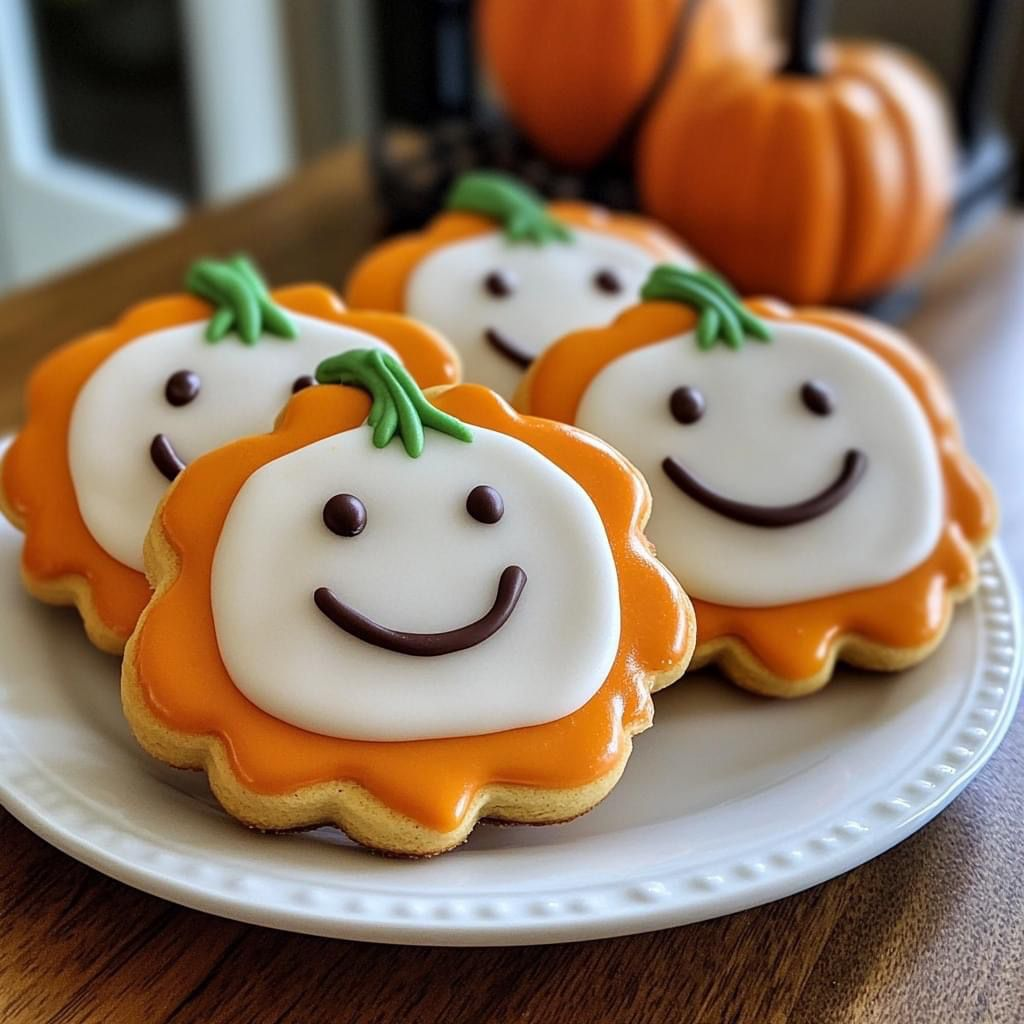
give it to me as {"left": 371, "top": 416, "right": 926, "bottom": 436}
{"left": 521, "top": 298, "right": 996, "bottom": 685}
{"left": 1, "top": 285, "right": 460, "bottom": 645}
{"left": 344, "top": 201, "right": 687, "bottom": 312}
{"left": 134, "top": 384, "right": 691, "bottom": 831}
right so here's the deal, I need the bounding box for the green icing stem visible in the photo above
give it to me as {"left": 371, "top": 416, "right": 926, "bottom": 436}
{"left": 315, "top": 348, "right": 473, "bottom": 458}
{"left": 698, "top": 307, "right": 722, "bottom": 350}
{"left": 640, "top": 266, "right": 771, "bottom": 350}
{"left": 374, "top": 349, "right": 424, "bottom": 457}
{"left": 689, "top": 271, "right": 771, "bottom": 340}
{"left": 184, "top": 255, "right": 298, "bottom": 344}
{"left": 446, "top": 171, "right": 573, "bottom": 246}
{"left": 230, "top": 256, "right": 296, "bottom": 338}
{"left": 206, "top": 306, "right": 235, "bottom": 341}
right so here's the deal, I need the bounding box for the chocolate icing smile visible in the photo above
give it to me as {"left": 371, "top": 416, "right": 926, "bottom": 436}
{"left": 314, "top": 565, "right": 527, "bottom": 656}
{"left": 150, "top": 433, "right": 187, "bottom": 481}
{"left": 484, "top": 327, "right": 534, "bottom": 369}
{"left": 662, "top": 449, "right": 867, "bottom": 528}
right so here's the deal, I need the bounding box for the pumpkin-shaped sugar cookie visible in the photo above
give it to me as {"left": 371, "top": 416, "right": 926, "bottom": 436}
{"left": 521, "top": 266, "right": 997, "bottom": 696}
{"left": 122, "top": 351, "right": 693, "bottom": 856}
{"left": 345, "top": 171, "right": 696, "bottom": 398}
{"left": 0, "top": 258, "right": 459, "bottom": 653}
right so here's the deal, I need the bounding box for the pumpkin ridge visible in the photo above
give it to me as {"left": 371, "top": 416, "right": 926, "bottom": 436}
{"left": 835, "top": 53, "right": 920, "bottom": 293}
{"left": 826, "top": 73, "right": 906, "bottom": 300}
{"left": 838, "top": 45, "right": 952, "bottom": 289}
{"left": 826, "top": 79, "right": 859, "bottom": 301}
{"left": 814, "top": 87, "right": 849, "bottom": 305}
{"left": 766, "top": 84, "right": 841, "bottom": 302}
{"left": 739, "top": 75, "right": 790, "bottom": 291}
{"left": 639, "top": 61, "right": 766, "bottom": 282}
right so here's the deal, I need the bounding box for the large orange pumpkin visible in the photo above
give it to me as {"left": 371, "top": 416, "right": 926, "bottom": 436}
{"left": 636, "top": 3, "right": 955, "bottom": 304}
{"left": 477, "top": 0, "right": 773, "bottom": 169}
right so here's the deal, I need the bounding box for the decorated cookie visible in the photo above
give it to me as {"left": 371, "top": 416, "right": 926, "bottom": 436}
{"left": 122, "top": 350, "right": 693, "bottom": 855}
{"left": 0, "top": 258, "right": 459, "bottom": 653}
{"left": 345, "top": 170, "right": 696, "bottom": 398}
{"left": 520, "top": 265, "right": 997, "bottom": 696}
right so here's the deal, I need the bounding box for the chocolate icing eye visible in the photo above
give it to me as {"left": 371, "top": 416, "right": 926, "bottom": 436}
{"left": 483, "top": 270, "right": 516, "bottom": 298}
{"left": 292, "top": 374, "right": 316, "bottom": 393}
{"left": 669, "top": 385, "right": 705, "bottom": 425}
{"left": 801, "top": 380, "right": 834, "bottom": 416}
{"left": 593, "top": 268, "right": 623, "bottom": 294}
{"left": 323, "top": 493, "right": 366, "bottom": 537}
{"left": 165, "top": 369, "right": 200, "bottom": 407}
{"left": 466, "top": 485, "right": 504, "bottom": 524}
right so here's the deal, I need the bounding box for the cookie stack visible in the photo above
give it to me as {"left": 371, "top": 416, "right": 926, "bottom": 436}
{"left": 0, "top": 173, "right": 996, "bottom": 856}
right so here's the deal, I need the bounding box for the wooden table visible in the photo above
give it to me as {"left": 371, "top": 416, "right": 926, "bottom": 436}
{"left": 1, "top": 147, "right": 1022, "bottom": 1024}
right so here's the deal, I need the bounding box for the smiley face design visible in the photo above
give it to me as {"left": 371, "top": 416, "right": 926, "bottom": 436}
{"left": 575, "top": 319, "right": 944, "bottom": 607}
{"left": 0, "top": 261, "right": 459, "bottom": 652}
{"left": 69, "top": 311, "right": 403, "bottom": 571}
{"left": 521, "top": 266, "right": 996, "bottom": 693}
{"left": 404, "top": 226, "right": 669, "bottom": 396}
{"left": 211, "top": 422, "right": 620, "bottom": 741}
{"left": 346, "top": 171, "right": 694, "bottom": 398}
{"left": 122, "top": 354, "right": 693, "bottom": 854}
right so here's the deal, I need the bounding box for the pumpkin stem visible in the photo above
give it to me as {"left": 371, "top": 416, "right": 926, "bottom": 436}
{"left": 446, "top": 171, "right": 573, "bottom": 245}
{"left": 185, "top": 256, "right": 298, "bottom": 344}
{"left": 780, "top": 0, "right": 833, "bottom": 77}
{"left": 640, "top": 266, "right": 771, "bottom": 351}
{"left": 314, "top": 348, "right": 473, "bottom": 458}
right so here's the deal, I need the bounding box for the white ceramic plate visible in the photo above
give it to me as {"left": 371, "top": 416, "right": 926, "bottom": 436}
{"left": 0, "top": 493, "right": 1019, "bottom": 946}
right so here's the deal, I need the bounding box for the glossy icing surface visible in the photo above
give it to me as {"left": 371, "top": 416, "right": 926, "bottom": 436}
{"left": 523, "top": 300, "right": 996, "bottom": 683}
{"left": 211, "top": 425, "right": 621, "bottom": 741}
{"left": 405, "top": 226, "right": 691, "bottom": 397}
{"left": 136, "top": 384, "right": 692, "bottom": 830}
{"left": 1, "top": 287, "right": 459, "bottom": 644}
{"left": 575, "top": 321, "right": 944, "bottom": 606}
{"left": 693, "top": 528, "right": 976, "bottom": 680}
{"left": 68, "top": 314, "right": 396, "bottom": 570}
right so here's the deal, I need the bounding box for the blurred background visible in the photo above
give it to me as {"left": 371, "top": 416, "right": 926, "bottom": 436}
{"left": 0, "top": 0, "right": 1022, "bottom": 296}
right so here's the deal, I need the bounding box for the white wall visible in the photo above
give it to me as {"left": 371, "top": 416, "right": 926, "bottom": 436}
{"left": 0, "top": 0, "right": 301, "bottom": 292}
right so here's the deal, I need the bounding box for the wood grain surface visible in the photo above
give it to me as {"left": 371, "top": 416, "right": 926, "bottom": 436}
{"left": 0, "top": 147, "right": 1022, "bottom": 1024}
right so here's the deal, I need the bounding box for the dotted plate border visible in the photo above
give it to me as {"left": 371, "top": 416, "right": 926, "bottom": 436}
{"left": 0, "top": 546, "right": 1020, "bottom": 946}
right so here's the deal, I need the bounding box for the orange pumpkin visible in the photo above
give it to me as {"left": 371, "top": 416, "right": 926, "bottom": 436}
{"left": 636, "top": 3, "right": 955, "bottom": 304}
{"left": 477, "top": 0, "right": 773, "bottom": 168}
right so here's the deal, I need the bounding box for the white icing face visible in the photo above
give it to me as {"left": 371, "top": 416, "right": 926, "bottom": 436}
{"left": 575, "top": 322, "right": 945, "bottom": 607}
{"left": 405, "top": 228, "right": 686, "bottom": 398}
{"left": 210, "top": 426, "right": 621, "bottom": 742}
{"left": 68, "top": 313, "right": 396, "bottom": 571}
